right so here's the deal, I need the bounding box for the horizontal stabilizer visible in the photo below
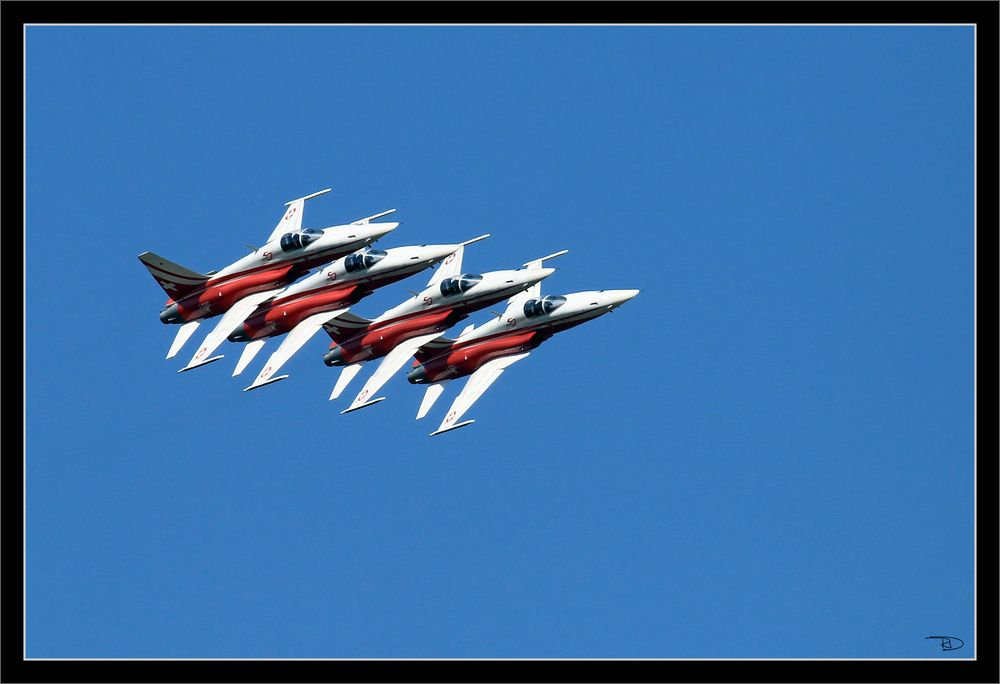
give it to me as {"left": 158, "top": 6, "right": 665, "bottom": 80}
{"left": 243, "top": 374, "right": 289, "bottom": 391}
{"left": 166, "top": 320, "right": 201, "bottom": 359}
{"left": 177, "top": 355, "right": 224, "bottom": 372}
{"left": 416, "top": 380, "right": 450, "bottom": 420}
{"left": 430, "top": 420, "right": 475, "bottom": 436}
{"left": 232, "top": 338, "right": 267, "bottom": 376}
{"left": 330, "top": 363, "right": 364, "bottom": 400}
{"left": 340, "top": 397, "right": 387, "bottom": 414}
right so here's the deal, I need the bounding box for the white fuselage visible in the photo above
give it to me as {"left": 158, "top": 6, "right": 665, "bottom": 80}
{"left": 209, "top": 221, "right": 399, "bottom": 283}
{"left": 458, "top": 289, "right": 640, "bottom": 343}
{"left": 372, "top": 267, "right": 556, "bottom": 325}
{"left": 270, "top": 243, "right": 462, "bottom": 304}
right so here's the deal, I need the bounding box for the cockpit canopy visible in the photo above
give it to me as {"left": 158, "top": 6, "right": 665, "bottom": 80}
{"left": 344, "top": 247, "right": 388, "bottom": 273}
{"left": 279, "top": 227, "right": 324, "bottom": 252}
{"left": 523, "top": 295, "right": 567, "bottom": 318}
{"left": 440, "top": 273, "right": 483, "bottom": 297}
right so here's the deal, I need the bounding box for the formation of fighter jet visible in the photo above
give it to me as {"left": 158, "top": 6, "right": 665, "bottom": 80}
{"left": 140, "top": 188, "right": 638, "bottom": 435}
{"left": 325, "top": 249, "right": 566, "bottom": 413}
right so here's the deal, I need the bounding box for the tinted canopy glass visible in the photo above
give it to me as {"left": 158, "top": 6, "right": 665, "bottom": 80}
{"left": 279, "top": 228, "right": 324, "bottom": 253}
{"left": 440, "top": 273, "right": 483, "bottom": 297}
{"left": 345, "top": 247, "right": 388, "bottom": 273}
{"left": 523, "top": 294, "right": 567, "bottom": 318}
{"left": 363, "top": 248, "right": 387, "bottom": 268}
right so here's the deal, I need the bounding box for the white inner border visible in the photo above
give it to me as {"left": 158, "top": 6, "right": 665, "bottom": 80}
{"left": 22, "top": 22, "right": 979, "bottom": 662}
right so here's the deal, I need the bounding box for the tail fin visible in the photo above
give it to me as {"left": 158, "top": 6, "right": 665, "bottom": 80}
{"left": 139, "top": 251, "right": 209, "bottom": 299}
{"left": 321, "top": 311, "right": 373, "bottom": 340}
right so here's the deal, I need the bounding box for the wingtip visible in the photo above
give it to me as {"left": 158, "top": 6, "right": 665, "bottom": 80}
{"left": 429, "top": 419, "right": 476, "bottom": 436}
{"left": 242, "top": 374, "right": 290, "bottom": 391}
{"left": 177, "top": 355, "right": 225, "bottom": 372}
{"left": 340, "top": 397, "right": 387, "bottom": 414}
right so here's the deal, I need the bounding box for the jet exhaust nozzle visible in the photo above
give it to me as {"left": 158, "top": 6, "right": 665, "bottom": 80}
{"left": 324, "top": 347, "right": 343, "bottom": 367}
{"left": 159, "top": 303, "right": 182, "bottom": 324}
{"left": 407, "top": 364, "right": 427, "bottom": 384}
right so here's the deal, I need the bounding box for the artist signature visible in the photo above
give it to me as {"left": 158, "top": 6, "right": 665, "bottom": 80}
{"left": 926, "top": 636, "right": 964, "bottom": 651}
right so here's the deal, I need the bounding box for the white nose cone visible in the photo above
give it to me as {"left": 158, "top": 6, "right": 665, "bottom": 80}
{"left": 606, "top": 289, "right": 640, "bottom": 307}
{"left": 366, "top": 221, "right": 400, "bottom": 241}
{"left": 522, "top": 266, "right": 556, "bottom": 286}
{"left": 425, "top": 243, "right": 462, "bottom": 262}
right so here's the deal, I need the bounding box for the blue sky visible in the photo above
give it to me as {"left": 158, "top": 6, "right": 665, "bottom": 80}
{"left": 25, "top": 26, "right": 974, "bottom": 658}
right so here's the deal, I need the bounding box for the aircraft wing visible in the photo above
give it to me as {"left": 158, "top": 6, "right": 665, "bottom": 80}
{"left": 265, "top": 188, "right": 331, "bottom": 244}
{"left": 341, "top": 332, "right": 444, "bottom": 413}
{"left": 430, "top": 352, "right": 531, "bottom": 436}
{"left": 243, "top": 309, "right": 349, "bottom": 391}
{"left": 179, "top": 289, "right": 283, "bottom": 372}
{"left": 506, "top": 249, "right": 569, "bottom": 308}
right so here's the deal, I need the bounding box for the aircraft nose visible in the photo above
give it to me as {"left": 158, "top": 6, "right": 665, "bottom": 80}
{"left": 369, "top": 221, "right": 400, "bottom": 241}
{"left": 407, "top": 364, "right": 427, "bottom": 384}
{"left": 524, "top": 267, "right": 556, "bottom": 284}
{"left": 428, "top": 244, "right": 460, "bottom": 261}
{"left": 607, "top": 289, "right": 641, "bottom": 307}
{"left": 228, "top": 328, "right": 249, "bottom": 343}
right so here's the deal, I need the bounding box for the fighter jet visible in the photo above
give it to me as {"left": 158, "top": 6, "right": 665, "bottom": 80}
{"left": 408, "top": 287, "right": 640, "bottom": 435}
{"left": 327, "top": 250, "right": 567, "bottom": 414}
{"left": 138, "top": 188, "right": 399, "bottom": 365}
{"left": 229, "top": 235, "right": 491, "bottom": 391}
